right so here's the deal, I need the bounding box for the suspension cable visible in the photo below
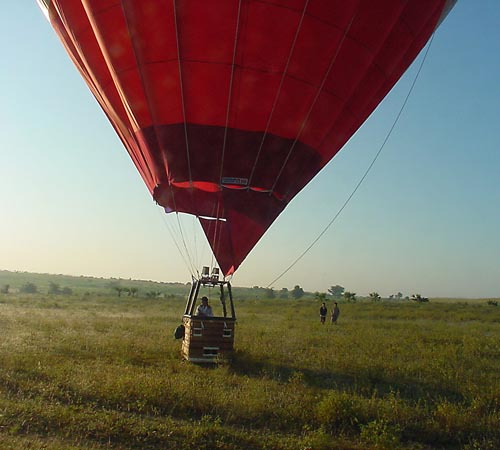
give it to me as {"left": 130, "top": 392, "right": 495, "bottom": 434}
{"left": 267, "top": 32, "right": 437, "bottom": 288}
{"left": 157, "top": 209, "right": 198, "bottom": 277}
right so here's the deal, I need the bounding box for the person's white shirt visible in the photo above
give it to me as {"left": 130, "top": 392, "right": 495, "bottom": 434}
{"left": 196, "top": 304, "right": 213, "bottom": 317}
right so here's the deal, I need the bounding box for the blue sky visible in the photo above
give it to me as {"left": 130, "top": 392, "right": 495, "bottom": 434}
{"left": 1, "top": 2, "right": 499, "bottom": 298}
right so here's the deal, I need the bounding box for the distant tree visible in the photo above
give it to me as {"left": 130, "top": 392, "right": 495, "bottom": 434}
{"left": 328, "top": 285, "right": 345, "bottom": 298}
{"left": 1, "top": 284, "right": 9, "bottom": 294}
{"left": 411, "top": 294, "right": 429, "bottom": 303}
{"left": 487, "top": 300, "right": 498, "bottom": 306}
{"left": 114, "top": 287, "right": 124, "bottom": 297}
{"left": 369, "top": 292, "right": 381, "bottom": 302}
{"left": 279, "top": 288, "right": 289, "bottom": 299}
{"left": 146, "top": 290, "right": 162, "bottom": 298}
{"left": 291, "top": 285, "right": 304, "bottom": 299}
{"left": 396, "top": 292, "right": 403, "bottom": 300}
{"left": 265, "top": 288, "right": 275, "bottom": 299}
{"left": 124, "top": 287, "right": 131, "bottom": 297}
{"left": 20, "top": 282, "right": 38, "bottom": 294}
{"left": 106, "top": 280, "right": 120, "bottom": 290}
{"left": 48, "top": 282, "right": 61, "bottom": 295}
{"left": 315, "top": 292, "right": 327, "bottom": 302}
{"left": 343, "top": 291, "right": 356, "bottom": 302}
{"left": 130, "top": 287, "right": 138, "bottom": 297}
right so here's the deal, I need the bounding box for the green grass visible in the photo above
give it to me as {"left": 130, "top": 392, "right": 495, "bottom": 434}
{"left": 0, "top": 293, "right": 499, "bottom": 449}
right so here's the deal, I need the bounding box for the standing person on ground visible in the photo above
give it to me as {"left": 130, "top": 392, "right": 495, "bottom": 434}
{"left": 319, "top": 302, "right": 327, "bottom": 324}
{"left": 331, "top": 302, "right": 340, "bottom": 324}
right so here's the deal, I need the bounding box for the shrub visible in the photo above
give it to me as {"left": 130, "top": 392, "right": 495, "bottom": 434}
{"left": 360, "top": 419, "right": 401, "bottom": 449}
{"left": 316, "top": 391, "right": 364, "bottom": 433}
{"left": 20, "top": 282, "right": 37, "bottom": 294}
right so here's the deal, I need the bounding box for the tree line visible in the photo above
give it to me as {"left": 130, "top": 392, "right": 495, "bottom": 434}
{"left": 313, "top": 285, "right": 430, "bottom": 303}
{"left": 1, "top": 281, "right": 431, "bottom": 303}
{"left": 1, "top": 282, "right": 73, "bottom": 295}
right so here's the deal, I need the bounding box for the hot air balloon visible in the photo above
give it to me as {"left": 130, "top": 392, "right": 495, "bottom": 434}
{"left": 38, "top": 0, "right": 455, "bottom": 362}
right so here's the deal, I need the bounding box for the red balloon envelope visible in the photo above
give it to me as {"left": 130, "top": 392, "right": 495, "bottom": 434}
{"left": 39, "top": 0, "right": 455, "bottom": 275}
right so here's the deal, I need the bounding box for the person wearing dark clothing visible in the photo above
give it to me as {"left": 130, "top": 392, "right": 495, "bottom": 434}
{"left": 319, "top": 302, "right": 327, "bottom": 324}
{"left": 331, "top": 302, "right": 340, "bottom": 324}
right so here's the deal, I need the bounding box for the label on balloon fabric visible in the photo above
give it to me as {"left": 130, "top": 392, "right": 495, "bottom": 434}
{"left": 221, "top": 177, "right": 248, "bottom": 186}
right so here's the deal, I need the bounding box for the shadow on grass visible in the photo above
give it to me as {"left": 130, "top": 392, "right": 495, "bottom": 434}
{"left": 229, "top": 349, "right": 465, "bottom": 403}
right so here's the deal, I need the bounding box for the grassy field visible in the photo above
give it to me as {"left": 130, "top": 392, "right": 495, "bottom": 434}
{"left": 0, "top": 291, "right": 499, "bottom": 449}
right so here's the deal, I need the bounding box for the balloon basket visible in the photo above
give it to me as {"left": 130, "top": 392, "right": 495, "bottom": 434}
{"left": 181, "top": 316, "right": 235, "bottom": 363}
{"left": 180, "top": 276, "right": 236, "bottom": 363}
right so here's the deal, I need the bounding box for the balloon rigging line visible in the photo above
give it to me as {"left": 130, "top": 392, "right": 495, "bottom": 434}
{"left": 174, "top": 211, "right": 199, "bottom": 276}
{"left": 270, "top": 1, "right": 359, "bottom": 195}
{"left": 208, "top": 201, "right": 220, "bottom": 273}
{"left": 219, "top": 0, "right": 243, "bottom": 185}
{"left": 172, "top": 0, "right": 193, "bottom": 184}
{"left": 196, "top": 202, "right": 218, "bottom": 275}
{"left": 159, "top": 171, "right": 197, "bottom": 275}
{"left": 248, "top": 0, "right": 310, "bottom": 187}
{"left": 161, "top": 179, "right": 199, "bottom": 277}
{"left": 211, "top": 0, "right": 243, "bottom": 272}
{"left": 121, "top": 2, "right": 171, "bottom": 196}
{"left": 189, "top": 214, "right": 199, "bottom": 273}
{"left": 157, "top": 209, "right": 197, "bottom": 278}
{"left": 212, "top": 199, "right": 223, "bottom": 271}
{"left": 171, "top": 0, "right": 201, "bottom": 276}
{"left": 172, "top": 0, "right": 231, "bottom": 277}
{"left": 267, "top": 32, "right": 436, "bottom": 289}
